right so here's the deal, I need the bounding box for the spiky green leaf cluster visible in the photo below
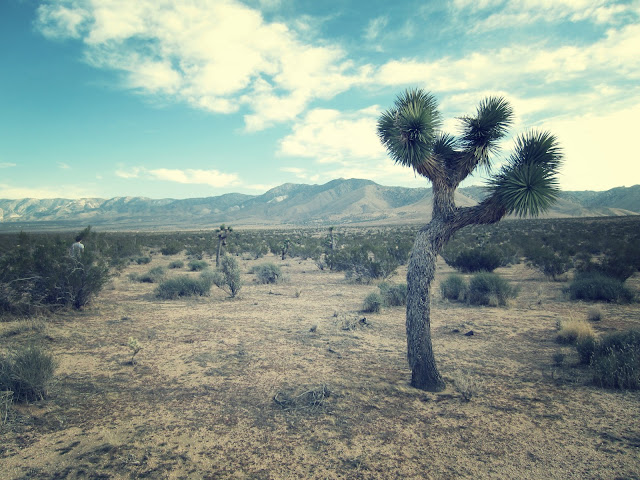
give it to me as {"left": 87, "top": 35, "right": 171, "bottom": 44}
{"left": 377, "top": 89, "right": 441, "bottom": 171}
{"left": 489, "top": 131, "right": 562, "bottom": 217}
{"left": 459, "top": 97, "right": 514, "bottom": 169}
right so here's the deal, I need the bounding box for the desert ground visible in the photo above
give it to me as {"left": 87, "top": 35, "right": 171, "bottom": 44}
{"left": 1, "top": 251, "right": 639, "bottom": 479}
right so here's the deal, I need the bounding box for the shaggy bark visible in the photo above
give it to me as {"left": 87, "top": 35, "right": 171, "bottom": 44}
{"left": 407, "top": 187, "right": 507, "bottom": 391}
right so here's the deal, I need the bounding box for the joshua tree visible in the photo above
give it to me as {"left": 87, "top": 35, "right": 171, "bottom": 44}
{"left": 377, "top": 89, "right": 562, "bottom": 391}
{"left": 216, "top": 224, "right": 232, "bottom": 267}
{"left": 281, "top": 239, "right": 291, "bottom": 260}
{"left": 328, "top": 226, "right": 336, "bottom": 251}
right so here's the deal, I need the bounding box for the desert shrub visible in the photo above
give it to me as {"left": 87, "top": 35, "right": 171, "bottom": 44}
{"left": 444, "top": 246, "right": 504, "bottom": 273}
{"left": 588, "top": 330, "right": 640, "bottom": 389}
{"left": 379, "top": 282, "right": 407, "bottom": 306}
{"left": 136, "top": 266, "right": 166, "bottom": 283}
{"left": 0, "top": 345, "right": 57, "bottom": 402}
{"left": 556, "top": 318, "right": 596, "bottom": 345}
{"left": 0, "top": 233, "right": 111, "bottom": 314}
{"left": 451, "top": 370, "right": 480, "bottom": 402}
{"left": 576, "top": 336, "right": 598, "bottom": 365}
{"left": 440, "top": 274, "right": 468, "bottom": 302}
{"left": 587, "top": 307, "right": 603, "bottom": 322}
{"left": 205, "top": 255, "right": 243, "bottom": 297}
{"left": 567, "top": 272, "right": 635, "bottom": 303}
{"left": 467, "top": 272, "right": 517, "bottom": 306}
{"left": 327, "top": 244, "right": 400, "bottom": 283}
{"left": 251, "top": 263, "right": 283, "bottom": 284}
{"left": 362, "top": 292, "right": 384, "bottom": 313}
{"left": 155, "top": 276, "right": 211, "bottom": 299}
{"left": 168, "top": 260, "right": 184, "bottom": 269}
{"left": 188, "top": 260, "right": 209, "bottom": 272}
{"left": 577, "top": 253, "right": 637, "bottom": 282}
{"left": 135, "top": 256, "right": 152, "bottom": 265}
{"left": 160, "top": 242, "right": 182, "bottom": 256}
{"left": 526, "top": 247, "right": 571, "bottom": 280}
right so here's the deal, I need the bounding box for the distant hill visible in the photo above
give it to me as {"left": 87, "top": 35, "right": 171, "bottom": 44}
{"left": 0, "top": 179, "right": 638, "bottom": 231}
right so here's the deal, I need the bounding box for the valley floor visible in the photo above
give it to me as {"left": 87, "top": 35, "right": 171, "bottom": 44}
{"left": 1, "top": 254, "right": 640, "bottom": 479}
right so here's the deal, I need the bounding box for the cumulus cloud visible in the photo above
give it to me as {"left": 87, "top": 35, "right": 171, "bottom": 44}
{"left": 115, "top": 166, "right": 239, "bottom": 188}
{"left": 374, "top": 22, "right": 640, "bottom": 125}
{"left": 36, "top": 0, "right": 367, "bottom": 130}
{"left": 279, "top": 106, "right": 385, "bottom": 163}
{"left": 542, "top": 101, "right": 640, "bottom": 191}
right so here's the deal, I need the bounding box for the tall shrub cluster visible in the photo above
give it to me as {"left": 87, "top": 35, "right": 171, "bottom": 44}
{"left": 0, "top": 232, "right": 110, "bottom": 314}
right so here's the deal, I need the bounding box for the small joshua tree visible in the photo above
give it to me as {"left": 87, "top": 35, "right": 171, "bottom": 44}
{"left": 216, "top": 224, "right": 232, "bottom": 267}
{"left": 378, "top": 89, "right": 562, "bottom": 391}
{"left": 128, "top": 337, "right": 142, "bottom": 365}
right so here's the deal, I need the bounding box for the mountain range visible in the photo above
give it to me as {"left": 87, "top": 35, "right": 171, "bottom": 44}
{"left": 1, "top": 179, "right": 639, "bottom": 231}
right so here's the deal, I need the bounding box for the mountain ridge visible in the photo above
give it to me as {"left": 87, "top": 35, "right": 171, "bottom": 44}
{"left": 1, "top": 179, "right": 638, "bottom": 231}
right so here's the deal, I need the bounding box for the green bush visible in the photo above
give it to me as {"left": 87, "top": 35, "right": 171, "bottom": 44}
{"left": 188, "top": 260, "right": 209, "bottom": 272}
{"left": 566, "top": 272, "right": 635, "bottom": 303}
{"left": 362, "top": 292, "right": 383, "bottom": 313}
{"left": 205, "top": 255, "right": 243, "bottom": 297}
{"left": 135, "top": 256, "right": 152, "bottom": 265}
{"left": 0, "top": 345, "right": 57, "bottom": 402}
{"left": 467, "top": 272, "right": 517, "bottom": 306}
{"left": 251, "top": 263, "right": 283, "bottom": 284}
{"left": 168, "top": 260, "right": 184, "bottom": 269}
{"left": 378, "top": 282, "right": 407, "bottom": 306}
{"left": 526, "top": 247, "right": 571, "bottom": 280}
{"left": 440, "top": 274, "right": 468, "bottom": 302}
{"left": 0, "top": 233, "right": 111, "bottom": 314}
{"left": 588, "top": 330, "right": 640, "bottom": 390}
{"left": 155, "top": 276, "right": 211, "bottom": 299}
{"left": 161, "top": 242, "right": 183, "bottom": 256}
{"left": 136, "top": 266, "right": 166, "bottom": 283}
{"left": 444, "top": 247, "right": 504, "bottom": 273}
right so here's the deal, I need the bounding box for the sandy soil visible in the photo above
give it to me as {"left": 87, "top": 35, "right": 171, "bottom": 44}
{"left": 1, "top": 252, "right": 639, "bottom": 479}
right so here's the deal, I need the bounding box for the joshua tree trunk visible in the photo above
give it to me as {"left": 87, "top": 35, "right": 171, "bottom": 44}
{"left": 406, "top": 187, "right": 506, "bottom": 391}
{"left": 406, "top": 228, "right": 444, "bottom": 390}
{"left": 216, "top": 237, "right": 223, "bottom": 267}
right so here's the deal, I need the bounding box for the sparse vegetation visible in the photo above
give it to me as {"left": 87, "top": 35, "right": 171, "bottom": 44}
{"left": 251, "top": 263, "right": 283, "bottom": 284}
{"left": 154, "top": 276, "right": 211, "bottom": 299}
{"left": 467, "top": 272, "right": 517, "bottom": 307}
{"left": 206, "top": 255, "right": 243, "bottom": 297}
{"left": 556, "top": 318, "right": 596, "bottom": 345}
{"left": 188, "top": 260, "right": 209, "bottom": 272}
{"left": 362, "top": 292, "right": 384, "bottom": 313}
{"left": 587, "top": 330, "right": 640, "bottom": 390}
{"left": 0, "top": 345, "right": 57, "bottom": 402}
{"left": 566, "top": 272, "right": 635, "bottom": 303}
{"left": 440, "top": 274, "right": 468, "bottom": 302}
{"left": 168, "top": 260, "right": 184, "bottom": 269}
{"left": 378, "top": 282, "right": 407, "bottom": 307}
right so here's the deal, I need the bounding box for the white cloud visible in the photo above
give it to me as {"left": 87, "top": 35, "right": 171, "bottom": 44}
{"left": 542, "top": 101, "right": 640, "bottom": 191}
{"left": 148, "top": 168, "right": 240, "bottom": 187}
{"left": 115, "top": 166, "right": 239, "bottom": 187}
{"left": 0, "top": 184, "right": 92, "bottom": 199}
{"left": 57, "top": 162, "right": 71, "bottom": 169}
{"left": 453, "top": 0, "right": 638, "bottom": 31}
{"left": 374, "top": 22, "right": 640, "bottom": 120}
{"left": 279, "top": 106, "right": 385, "bottom": 163}
{"left": 0, "top": 162, "right": 17, "bottom": 168}
{"left": 36, "top": 0, "right": 366, "bottom": 130}
{"left": 364, "top": 16, "right": 388, "bottom": 41}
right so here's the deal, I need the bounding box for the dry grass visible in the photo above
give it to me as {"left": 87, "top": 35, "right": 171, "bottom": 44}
{"left": 1, "top": 253, "right": 639, "bottom": 479}
{"left": 556, "top": 317, "right": 597, "bottom": 345}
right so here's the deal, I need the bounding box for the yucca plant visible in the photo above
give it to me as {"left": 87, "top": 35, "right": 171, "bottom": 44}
{"left": 378, "top": 89, "right": 562, "bottom": 391}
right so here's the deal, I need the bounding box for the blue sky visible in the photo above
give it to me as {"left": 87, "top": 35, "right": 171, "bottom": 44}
{"left": 1, "top": 0, "right": 639, "bottom": 199}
